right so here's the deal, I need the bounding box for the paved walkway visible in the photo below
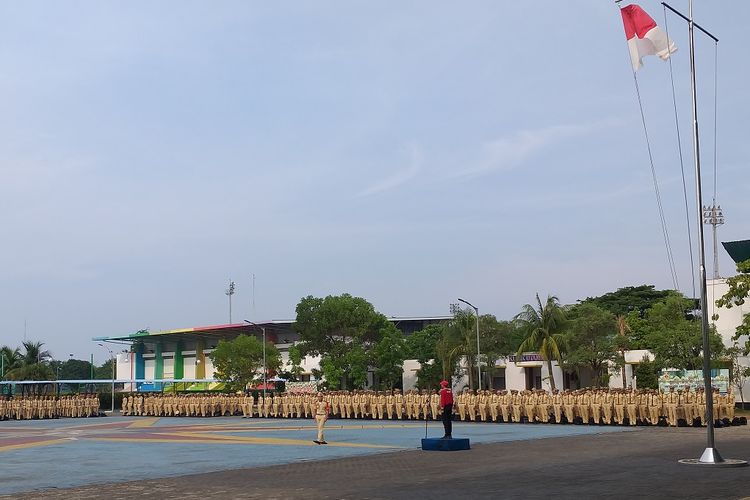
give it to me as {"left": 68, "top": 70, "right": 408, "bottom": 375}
{"left": 2, "top": 416, "right": 748, "bottom": 498}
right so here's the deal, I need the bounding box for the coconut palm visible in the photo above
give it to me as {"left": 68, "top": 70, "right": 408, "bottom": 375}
{"left": 515, "top": 294, "right": 567, "bottom": 391}
{"left": 436, "top": 310, "right": 482, "bottom": 388}
{"left": 21, "top": 341, "right": 51, "bottom": 366}
{"left": 1, "top": 345, "right": 22, "bottom": 379}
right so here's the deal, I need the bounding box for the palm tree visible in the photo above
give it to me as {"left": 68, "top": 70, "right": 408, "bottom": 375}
{"left": 21, "top": 341, "right": 51, "bottom": 366}
{"left": 436, "top": 310, "right": 482, "bottom": 388}
{"left": 615, "top": 315, "right": 631, "bottom": 388}
{"left": 1, "top": 345, "right": 22, "bottom": 379}
{"left": 515, "top": 294, "right": 567, "bottom": 391}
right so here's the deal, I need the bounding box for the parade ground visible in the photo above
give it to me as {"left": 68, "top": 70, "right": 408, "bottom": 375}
{"left": 1, "top": 417, "right": 749, "bottom": 499}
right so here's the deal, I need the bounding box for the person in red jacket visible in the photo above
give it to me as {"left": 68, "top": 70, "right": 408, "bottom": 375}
{"left": 439, "top": 380, "right": 454, "bottom": 439}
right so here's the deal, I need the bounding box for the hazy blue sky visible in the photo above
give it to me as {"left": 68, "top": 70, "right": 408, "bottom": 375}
{"left": 1, "top": 1, "right": 748, "bottom": 362}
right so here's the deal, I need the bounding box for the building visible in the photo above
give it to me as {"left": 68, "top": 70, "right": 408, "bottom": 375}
{"left": 94, "top": 316, "right": 451, "bottom": 390}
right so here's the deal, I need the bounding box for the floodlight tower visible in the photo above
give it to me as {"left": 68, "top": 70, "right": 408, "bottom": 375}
{"left": 225, "top": 280, "right": 236, "bottom": 324}
{"left": 703, "top": 204, "right": 725, "bottom": 279}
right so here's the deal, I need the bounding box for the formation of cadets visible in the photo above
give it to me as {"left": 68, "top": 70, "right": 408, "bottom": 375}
{"left": 121, "top": 386, "right": 739, "bottom": 427}
{"left": 452, "top": 387, "right": 737, "bottom": 427}
{"left": 0, "top": 395, "right": 100, "bottom": 420}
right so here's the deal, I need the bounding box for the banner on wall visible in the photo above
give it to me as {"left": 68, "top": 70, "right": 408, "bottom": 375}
{"left": 658, "top": 369, "right": 729, "bottom": 394}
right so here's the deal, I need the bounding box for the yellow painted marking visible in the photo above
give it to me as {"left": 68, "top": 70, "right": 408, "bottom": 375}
{"left": 0, "top": 439, "right": 71, "bottom": 453}
{"left": 128, "top": 417, "right": 160, "bottom": 428}
{"left": 162, "top": 431, "right": 401, "bottom": 449}
{"left": 197, "top": 423, "right": 423, "bottom": 433}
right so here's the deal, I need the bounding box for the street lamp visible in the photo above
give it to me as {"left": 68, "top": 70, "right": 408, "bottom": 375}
{"left": 97, "top": 343, "right": 115, "bottom": 413}
{"left": 458, "top": 298, "right": 481, "bottom": 390}
{"left": 244, "top": 320, "right": 267, "bottom": 401}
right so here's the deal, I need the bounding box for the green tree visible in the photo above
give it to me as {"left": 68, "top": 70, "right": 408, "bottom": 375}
{"left": 284, "top": 344, "right": 305, "bottom": 382}
{"left": 20, "top": 341, "right": 51, "bottom": 366}
{"left": 405, "top": 324, "right": 445, "bottom": 389}
{"left": 715, "top": 259, "right": 750, "bottom": 344}
{"left": 480, "top": 316, "right": 516, "bottom": 388}
{"left": 515, "top": 294, "right": 567, "bottom": 391}
{"left": 293, "top": 294, "right": 389, "bottom": 389}
{"left": 580, "top": 285, "right": 677, "bottom": 317}
{"left": 373, "top": 324, "right": 407, "bottom": 389}
{"left": 1, "top": 346, "right": 22, "bottom": 379}
{"left": 727, "top": 344, "right": 749, "bottom": 408}
{"left": 435, "top": 322, "right": 465, "bottom": 384}
{"left": 5, "top": 363, "right": 54, "bottom": 382}
{"left": 60, "top": 359, "right": 95, "bottom": 380}
{"left": 634, "top": 356, "right": 659, "bottom": 389}
{"left": 563, "top": 303, "right": 617, "bottom": 387}
{"left": 209, "top": 334, "right": 281, "bottom": 392}
{"left": 643, "top": 294, "right": 724, "bottom": 370}
{"left": 95, "top": 359, "right": 116, "bottom": 380}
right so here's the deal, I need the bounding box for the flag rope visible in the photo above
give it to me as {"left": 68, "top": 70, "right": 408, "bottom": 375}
{"left": 617, "top": 1, "right": 680, "bottom": 290}
{"left": 663, "top": 5, "right": 696, "bottom": 299}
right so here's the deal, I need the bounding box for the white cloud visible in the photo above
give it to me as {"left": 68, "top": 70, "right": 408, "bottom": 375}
{"left": 451, "top": 121, "right": 613, "bottom": 179}
{"left": 356, "top": 145, "right": 423, "bottom": 198}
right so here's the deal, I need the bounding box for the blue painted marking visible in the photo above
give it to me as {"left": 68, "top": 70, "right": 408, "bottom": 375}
{"left": 0, "top": 417, "right": 630, "bottom": 495}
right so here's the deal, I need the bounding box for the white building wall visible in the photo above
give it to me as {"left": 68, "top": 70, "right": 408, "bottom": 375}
{"left": 183, "top": 358, "right": 196, "bottom": 379}
{"left": 163, "top": 357, "right": 174, "bottom": 379}
{"left": 402, "top": 360, "right": 420, "bottom": 390}
{"left": 707, "top": 278, "right": 747, "bottom": 347}
{"left": 708, "top": 277, "right": 750, "bottom": 404}
{"left": 204, "top": 357, "right": 215, "bottom": 379}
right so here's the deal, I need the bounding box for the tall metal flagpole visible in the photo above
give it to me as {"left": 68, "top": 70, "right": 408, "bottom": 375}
{"left": 673, "top": 0, "right": 745, "bottom": 467}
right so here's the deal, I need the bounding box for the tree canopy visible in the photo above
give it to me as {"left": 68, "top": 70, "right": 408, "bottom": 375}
{"left": 563, "top": 303, "right": 617, "bottom": 387}
{"left": 209, "top": 334, "right": 281, "bottom": 392}
{"left": 293, "top": 293, "right": 390, "bottom": 389}
{"left": 580, "top": 285, "right": 678, "bottom": 317}
{"left": 515, "top": 294, "right": 567, "bottom": 391}
{"left": 716, "top": 259, "right": 750, "bottom": 348}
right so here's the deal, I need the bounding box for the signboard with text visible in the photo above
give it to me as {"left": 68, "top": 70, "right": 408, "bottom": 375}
{"left": 658, "top": 369, "right": 729, "bottom": 394}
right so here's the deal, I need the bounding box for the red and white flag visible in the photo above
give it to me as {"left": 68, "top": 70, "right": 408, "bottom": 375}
{"left": 621, "top": 4, "right": 677, "bottom": 71}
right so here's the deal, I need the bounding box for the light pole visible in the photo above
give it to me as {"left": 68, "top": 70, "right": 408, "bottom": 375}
{"left": 226, "top": 280, "right": 236, "bottom": 324}
{"left": 1, "top": 353, "right": 6, "bottom": 397}
{"left": 97, "top": 343, "right": 115, "bottom": 413}
{"left": 458, "top": 298, "right": 481, "bottom": 390}
{"left": 244, "top": 320, "right": 267, "bottom": 401}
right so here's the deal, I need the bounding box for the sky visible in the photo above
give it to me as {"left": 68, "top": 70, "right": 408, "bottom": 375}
{"left": 1, "top": 1, "right": 748, "bottom": 364}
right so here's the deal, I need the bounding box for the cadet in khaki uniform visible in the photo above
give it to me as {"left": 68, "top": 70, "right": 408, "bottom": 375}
{"left": 489, "top": 390, "right": 500, "bottom": 423}
{"left": 551, "top": 390, "right": 563, "bottom": 424}
{"left": 523, "top": 390, "right": 536, "bottom": 423}
{"left": 511, "top": 390, "right": 523, "bottom": 423}
{"left": 637, "top": 389, "right": 650, "bottom": 425}
{"left": 613, "top": 389, "right": 625, "bottom": 425}
{"left": 648, "top": 389, "right": 662, "bottom": 425}
{"left": 467, "top": 390, "right": 479, "bottom": 422}
{"left": 313, "top": 393, "right": 330, "bottom": 445}
{"left": 477, "top": 390, "right": 489, "bottom": 422}
{"left": 563, "top": 390, "right": 576, "bottom": 424}
{"left": 394, "top": 389, "right": 404, "bottom": 419}
{"left": 386, "top": 390, "right": 395, "bottom": 420}
{"left": 682, "top": 385, "right": 698, "bottom": 425}
{"left": 665, "top": 387, "right": 679, "bottom": 426}
{"left": 727, "top": 390, "right": 736, "bottom": 421}
{"left": 580, "top": 390, "right": 592, "bottom": 424}
{"left": 500, "top": 390, "right": 511, "bottom": 423}
{"left": 456, "top": 390, "right": 467, "bottom": 421}
{"left": 603, "top": 389, "right": 614, "bottom": 425}
{"left": 625, "top": 388, "right": 638, "bottom": 426}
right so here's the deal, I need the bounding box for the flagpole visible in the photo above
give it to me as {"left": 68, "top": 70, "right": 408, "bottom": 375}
{"left": 672, "top": 0, "right": 744, "bottom": 468}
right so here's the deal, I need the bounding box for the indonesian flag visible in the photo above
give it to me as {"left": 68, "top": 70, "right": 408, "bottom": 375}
{"left": 621, "top": 4, "right": 677, "bottom": 71}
